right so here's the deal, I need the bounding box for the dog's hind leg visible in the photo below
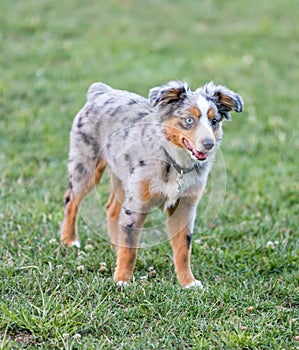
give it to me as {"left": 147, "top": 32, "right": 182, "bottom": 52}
{"left": 61, "top": 157, "right": 106, "bottom": 247}
{"left": 106, "top": 174, "right": 125, "bottom": 247}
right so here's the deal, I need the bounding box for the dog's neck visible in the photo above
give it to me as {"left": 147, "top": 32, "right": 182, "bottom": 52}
{"left": 162, "top": 147, "right": 209, "bottom": 193}
{"left": 163, "top": 147, "right": 201, "bottom": 175}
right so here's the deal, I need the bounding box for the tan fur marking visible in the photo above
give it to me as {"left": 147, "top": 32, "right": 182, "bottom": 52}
{"left": 114, "top": 247, "right": 137, "bottom": 282}
{"left": 61, "top": 198, "right": 79, "bottom": 246}
{"left": 140, "top": 179, "right": 152, "bottom": 203}
{"left": 165, "top": 130, "right": 183, "bottom": 148}
{"left": 78, "top": 158, "right": 107, "bottom": 199}
{"left": 167, "top": 196, "right": 201, "bottom": 287}
{"left": 61, "top": 158, "right": 107, "bottom": 246}
{"left": 64, "top": 188, "right": 72, "bottom": 206}
{"left": 164, "top": 119, "right": 184, "bottom": 148}
{"left": 164, "top": 118, "right": 199, "bottom": 150}
{"left": 161, "top": 88, "right": 183, "bottom": 105}
{"left": 207, "top": 108, "right": 216, "bottom": 119}
{"left": 219, "top": 94, "right": 234, "bottom": 110}
{"left": 94, "top": 158, "right": 107, "bottom": 184}
{"left": 189, "top": 107, "right": 201, "bottom": 119}
{"left": 170, "top": 228, "right": 194, "bottom": 287}
{"left": 107, "top": 179, "right": 125, "bottom": 246}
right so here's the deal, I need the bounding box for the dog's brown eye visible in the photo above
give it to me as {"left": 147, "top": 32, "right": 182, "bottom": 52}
{"left": 185, "top": 117, "right": 194, "bottom": 125}
{"left": 211, "top": 118, "right": 218, "bottom": 126}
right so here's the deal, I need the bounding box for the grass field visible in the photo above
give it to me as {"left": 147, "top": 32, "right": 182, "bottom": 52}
{"left": 1, "top": 0, "right": 298, "bottom": 348}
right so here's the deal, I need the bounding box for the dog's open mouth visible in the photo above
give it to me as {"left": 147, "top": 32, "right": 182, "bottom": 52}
{"left": 183, "top": 139, "right": 208, "bottom": 161}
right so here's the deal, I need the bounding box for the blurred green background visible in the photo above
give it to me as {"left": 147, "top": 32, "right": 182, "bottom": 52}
{"left": 0, "top": 0, "right": 298, "bottom": 348}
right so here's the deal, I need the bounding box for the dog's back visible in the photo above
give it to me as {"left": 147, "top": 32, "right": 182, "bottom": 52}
{"left": 67, "top": 83, "right": 154, "bottom": 191}
{"left": 73, "top": 82, "right": 153, "bottom": 144}
{"left": 87, "top": 82, "right": 112, "bottom": 100}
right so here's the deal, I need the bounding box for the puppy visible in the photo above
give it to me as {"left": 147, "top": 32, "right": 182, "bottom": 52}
{"left": 61, "top": 80, "right": 243, "bottom": 288}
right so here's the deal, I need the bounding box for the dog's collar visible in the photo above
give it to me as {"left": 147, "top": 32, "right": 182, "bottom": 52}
{"left": 163, "top": 148, "right": 203, "bottom": 193}
{"left": 163, "top": 148, "right": 201, "bottom": 175}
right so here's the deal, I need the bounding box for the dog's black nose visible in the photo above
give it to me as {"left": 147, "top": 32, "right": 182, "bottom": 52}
{"left": 202, "top": 138, "right": 215, "bottom": 150}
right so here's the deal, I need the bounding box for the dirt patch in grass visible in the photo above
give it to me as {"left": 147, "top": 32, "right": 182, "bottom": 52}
{"left": 1, "top": 329, "right": 41, "bottom": 347}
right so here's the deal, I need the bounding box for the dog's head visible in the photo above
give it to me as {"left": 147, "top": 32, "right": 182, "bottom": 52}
{"left": 149, "top": 81, "right": 243, "bottom": 162}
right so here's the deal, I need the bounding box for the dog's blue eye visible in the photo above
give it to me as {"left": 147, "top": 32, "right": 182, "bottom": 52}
{"left": 185, "top": 117, "right": 194, "bottom": 125}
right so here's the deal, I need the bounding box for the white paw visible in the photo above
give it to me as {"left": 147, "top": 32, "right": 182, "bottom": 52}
{"left": 116, "top": 281, "right": 128, "bottom": 287}
{"left": 183, "top": 279, "right": 203, "bottom": 289}
{"left": 70, "top": 240, "right": 81, "bottom": 248}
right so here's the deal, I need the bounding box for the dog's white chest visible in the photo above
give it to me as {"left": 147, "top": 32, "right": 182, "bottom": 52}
{"left": 151, "top": 168, "right": 207, "bottom": 209}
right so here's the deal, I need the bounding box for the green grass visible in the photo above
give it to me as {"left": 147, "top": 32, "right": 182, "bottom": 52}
{"left": 0, "top": 0, "right": 298, "bottom": 348}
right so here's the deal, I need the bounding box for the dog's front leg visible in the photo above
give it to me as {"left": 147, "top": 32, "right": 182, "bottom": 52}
{"left": 167, "top": 197, "right": 202, "bottom": 289}
{"left": 114, "top": 208, "right": 146, "bottom": 285}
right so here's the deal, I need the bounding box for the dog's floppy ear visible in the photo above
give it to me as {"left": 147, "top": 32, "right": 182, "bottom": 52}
{"left": 149, "top": 81, "right": 190, "bottom": 108}
{"left": 200, "top": 82, "right": 243, "bottom": 120}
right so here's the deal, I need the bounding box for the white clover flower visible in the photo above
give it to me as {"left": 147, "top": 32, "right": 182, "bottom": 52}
{"left": 73, "top": 333, "right": 81, "bottom": 342}
{"left": 266, "top": 241, "right": 279, "bottom": 250}
{"left": 77, "top": 265, "right": 85, "bottom": 272}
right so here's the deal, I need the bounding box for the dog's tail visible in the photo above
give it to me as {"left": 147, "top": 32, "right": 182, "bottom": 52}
{"left": 87, "top": 82, "right": 112, "bottom": 100}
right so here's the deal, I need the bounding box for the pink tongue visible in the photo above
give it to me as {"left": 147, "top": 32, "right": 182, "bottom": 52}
{"left": 193, "top": 149, "right": 207, "bottom": 160}
{"left": 183, "top": 139, "right": 207, "bottom": 160}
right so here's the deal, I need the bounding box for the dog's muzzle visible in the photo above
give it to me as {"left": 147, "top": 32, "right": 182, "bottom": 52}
{"left": 183, "top": 139, "right": 208, "bottom": 161}
{"left": 202, "top": 137, "right": 215, "bottom": 151}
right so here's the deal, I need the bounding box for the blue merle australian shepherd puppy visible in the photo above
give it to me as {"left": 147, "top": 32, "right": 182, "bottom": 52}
{"left": 61, "top": 80, "right": 243, "bottom": 288}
